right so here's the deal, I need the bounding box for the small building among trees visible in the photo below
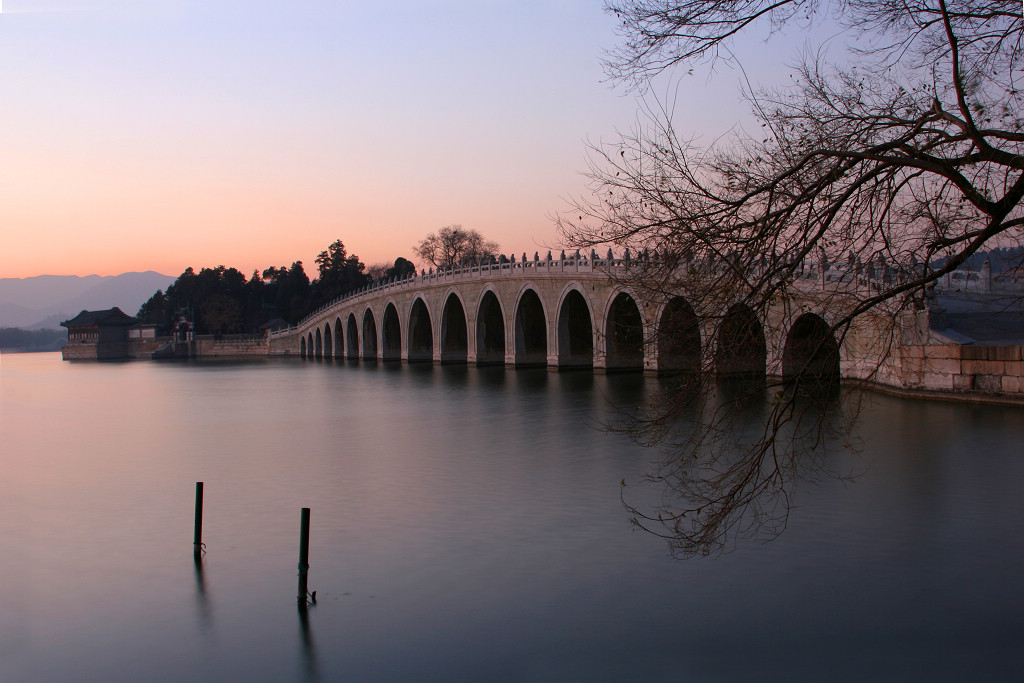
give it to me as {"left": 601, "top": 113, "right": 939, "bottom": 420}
{"left": 61, "top": 308, "right": 137, "bottom": 360}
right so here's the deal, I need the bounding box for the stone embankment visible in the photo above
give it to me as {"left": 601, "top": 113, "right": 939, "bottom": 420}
{"left": 899, "top": 344, "right": 1024, "bottom": 398}
{"left": 894, "top": 290, "right": 1024, "bottom": 402}
{"left": 130, "top": 335, "right": 269, "bottom": 360}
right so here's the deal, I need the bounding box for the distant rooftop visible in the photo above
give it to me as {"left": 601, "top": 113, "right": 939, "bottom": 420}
{"left": 61, "top": 307, "right": 137, "bottom": 328}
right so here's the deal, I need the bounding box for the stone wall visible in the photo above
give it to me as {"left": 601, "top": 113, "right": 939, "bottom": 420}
{"left": 62, "top": 340, "right": 133, "bottom": 360}
{"left": 269, "top": 335, "right": 297, "bottom": 356}
{"left": 900, "top": 343, "right": 1024, "bottom": 396}
{"left": 127, "top": 339, "right": 170, "bottom": 359}
{"left": 193, "top": 337, "right": 268, "bottom": 357}
{"left": 61, "top": 340, "right": 100, "bottom": 360}
{"left": 64, "top": 336, "right": 272, "bottom": 359}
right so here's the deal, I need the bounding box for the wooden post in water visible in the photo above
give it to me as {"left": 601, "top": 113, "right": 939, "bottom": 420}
{"left": 297, "top": 507, "right": 311, "bottom": 605}
{"left": 193, "top": 482, "right": 204, "bottom": 558}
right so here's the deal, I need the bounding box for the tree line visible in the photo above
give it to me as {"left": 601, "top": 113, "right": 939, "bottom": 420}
{"left": 137, "top": 227, "right": 497, "bottom": 335}
{"left": 0, "top": 328, "right": 66, "bottom": 352}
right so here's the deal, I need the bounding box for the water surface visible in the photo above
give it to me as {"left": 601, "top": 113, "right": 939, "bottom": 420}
{"left": 1, "top": 353, "right": 1022, "bottom": 681}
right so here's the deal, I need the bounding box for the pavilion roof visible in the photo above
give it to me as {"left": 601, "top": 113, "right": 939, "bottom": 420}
{"left": 61, "top": 307, "right": 137, "bottom": 328}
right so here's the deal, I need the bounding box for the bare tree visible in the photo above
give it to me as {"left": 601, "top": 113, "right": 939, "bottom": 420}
{"left": 366, "top": 257, "right": 417, "bottom": 282}
{"left": 365, "top": 263, "right": 390, "bottom": 281}
{"left": 560, "top": 0, "right": 1023, "bottom": 556}
{"left": 414, "top": 225, "right": 500, "bottom": 270}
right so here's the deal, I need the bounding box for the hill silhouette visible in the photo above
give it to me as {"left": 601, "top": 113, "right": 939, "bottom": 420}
{"left": 0, "top": 272, "right": 175, "bottom": 328}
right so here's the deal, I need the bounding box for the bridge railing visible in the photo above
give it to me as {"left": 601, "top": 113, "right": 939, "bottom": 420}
{"left": 276, "top": 251, "right": 642, "bottom": 335}
{"left": 270, "top": 248, "right": 1016, "bottom": 339}
{"left": 271, "top": 252, "right": 863, "bottom": 337}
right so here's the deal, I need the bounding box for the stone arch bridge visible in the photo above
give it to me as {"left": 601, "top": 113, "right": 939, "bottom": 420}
{"left": 269, "top": 253, "right": 896, "bottom": 385}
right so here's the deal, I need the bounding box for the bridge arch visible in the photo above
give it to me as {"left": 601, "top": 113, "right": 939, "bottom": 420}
{"left": 440, "top": 291, "right": 468, "bottom": 364}
{"left": 275, "top": 256, "right": 910, "bottom": 385}
{"left": 346, "top": 313, "right": 359, "bottom": 360}
{"left": 408, "top": 297, "right": 433, "bottom": 362}
{"left": 783, "top": 312, "right": 840, "bottom": 384}
{"left": 361, "top": 308, "right": 378, "bottom": 360}
{"left": 605, "top": 290, "right": 644, "bottom": 371}
{"left": 716, "top": 303, "right": 766, "bottom": 382}
{"left": 323, "top": 323, "right": 333, "bottom": 359}
{"left": 557, "top": 286, "right": 594, "bottom": 369}
{"left": 381, "top": 302, "right": 401, "bottom": 362}
{"left": 514, "top": 286, "right": 547, "bottom": 367}
{"left": 333, "top": 317, "right": 346, "bottom": 358}
{"left": 333, "top": 317, "right": 344, "bottom": 358}
{"left": 657, "top": 296, "right": 701, "bottom": 375}
{"left": 314, "top": 328, "right": 323, "bottom": 359}
{"left": 475, "top": 288, "right": 505, "bottom": 366}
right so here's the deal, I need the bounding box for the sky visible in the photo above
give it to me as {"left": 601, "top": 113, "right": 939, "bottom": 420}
{"left": 0, "top": 0, "right": 805, "bottom": 279}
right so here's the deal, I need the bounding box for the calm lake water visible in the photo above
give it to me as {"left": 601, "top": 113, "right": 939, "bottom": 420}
{"left": 1, "top": 352, "right": 1022, "bottom": 682}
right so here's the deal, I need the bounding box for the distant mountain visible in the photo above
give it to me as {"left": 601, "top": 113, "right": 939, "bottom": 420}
{"left": 0, "top": 271, "right": 176, "bottom": 328}
{"left": 0, "top": 302, "right": 41, "bottom": 329}
{"left": 24, "top": 312, "right": 73, "bottom": 331}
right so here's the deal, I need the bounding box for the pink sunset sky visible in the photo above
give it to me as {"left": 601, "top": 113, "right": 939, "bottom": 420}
{"left": 1, "top": 0, "right": 812, "bottom": 279}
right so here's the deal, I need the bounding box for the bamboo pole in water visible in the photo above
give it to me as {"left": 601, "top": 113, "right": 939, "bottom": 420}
{"left": 193, "top": 482, "right": 204, "bottom": 558}
{"left": 298, "top": 507, "right": 311, "bottom": 605}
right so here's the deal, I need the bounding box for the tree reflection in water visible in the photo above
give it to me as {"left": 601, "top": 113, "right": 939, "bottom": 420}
{"left": 616, "top": 371, "right": 861, "bottom": 558}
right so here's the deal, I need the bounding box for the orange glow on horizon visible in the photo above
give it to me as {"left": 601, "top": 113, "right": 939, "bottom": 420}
{"left": 0, "top": 0, "right": 767, "bottom": 280}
